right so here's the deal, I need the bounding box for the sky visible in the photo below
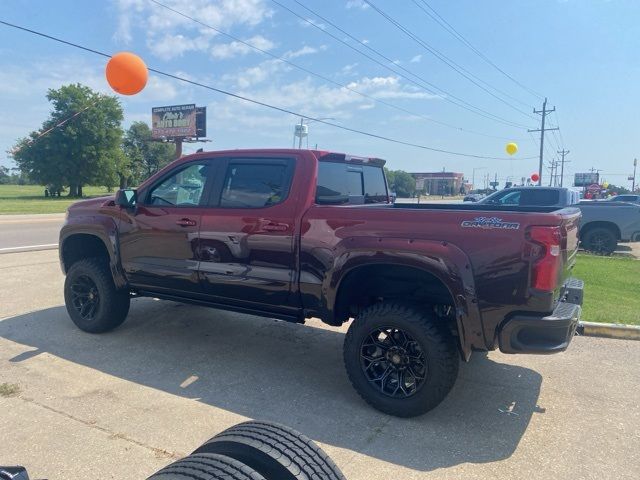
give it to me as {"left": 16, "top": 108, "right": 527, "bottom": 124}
{"left": 1, "top": 0, "right": 639, "bottom": 188}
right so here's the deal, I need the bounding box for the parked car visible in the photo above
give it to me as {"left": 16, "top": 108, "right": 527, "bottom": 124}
{"left": 463, "top": 193, "right": 485, "bottom": 202}
{"left": 479, "top": 186, "right": 640, "bottom": 254}
{"left": 60, "top": 149, "right": 583, "bottom": 417}
{"left": 479, "top": 186, "right": 580, "bottom": 207}
{"left": 608, "top": 194, "right": 640, "bottom": 204}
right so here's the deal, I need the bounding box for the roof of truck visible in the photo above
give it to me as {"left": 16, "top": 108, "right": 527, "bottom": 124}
{"left": 180, "top": 149, "right": 386, "bottom": 166}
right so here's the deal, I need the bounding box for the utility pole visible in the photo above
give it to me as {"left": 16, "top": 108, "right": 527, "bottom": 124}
{"left": 557, "top": 149, "right": 570, "bottom": 187}
{"left": 547, "top": 160, "right": 557, "bottom": 186}
{"left": 472, "top": 167, "right": 486, "bottom": 190}
{"left": 528, "top": 98, "right": 559, "bottom": 186}
{"left": 298, "top": 117, "right": 304, "bottom": 149}
{"left": 632, "top": 158, "right": 637, "bottom": 192}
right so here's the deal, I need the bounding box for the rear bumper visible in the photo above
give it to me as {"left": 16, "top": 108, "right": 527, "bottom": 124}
{"left": 499, "top": 278, "right": 583, "bottom": 354}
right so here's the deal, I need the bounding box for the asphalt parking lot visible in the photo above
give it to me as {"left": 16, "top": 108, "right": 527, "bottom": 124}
{"left": 1, "top": 250, "right": 639, "bottom": 479}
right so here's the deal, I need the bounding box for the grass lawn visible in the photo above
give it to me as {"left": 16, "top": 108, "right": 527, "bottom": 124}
{"left": 574, "top": 254, "right": 640, "bottom": 325}
{"left": 0, "top": 184, "right": 111, "bottom": 214}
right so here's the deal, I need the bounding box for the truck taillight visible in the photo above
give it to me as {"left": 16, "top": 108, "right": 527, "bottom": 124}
{"left": 527, "top": 226, "right": 562, "bottom": 292}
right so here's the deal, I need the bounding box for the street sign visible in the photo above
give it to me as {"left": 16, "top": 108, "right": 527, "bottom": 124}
{"left": 575, "top": 172, "right": 599, "bottom": 187}
{"left": 587, "top": 183, "right": 601, "bottom": 193}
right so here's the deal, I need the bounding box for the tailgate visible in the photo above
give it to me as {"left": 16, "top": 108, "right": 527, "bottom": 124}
{"left": 559, "top": 209, "right": 581, "bottom": 289}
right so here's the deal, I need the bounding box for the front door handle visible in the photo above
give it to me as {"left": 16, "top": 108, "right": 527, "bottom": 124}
{"left": 176, "top": 218, "right": 197, "bottom": 227}
{"left": 263, "top": 223, "right": 289, "bottom": 232}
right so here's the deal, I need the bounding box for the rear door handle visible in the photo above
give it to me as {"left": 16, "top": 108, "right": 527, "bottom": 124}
{"left": 176, "top": 218, "right": 197, "bottom": 227}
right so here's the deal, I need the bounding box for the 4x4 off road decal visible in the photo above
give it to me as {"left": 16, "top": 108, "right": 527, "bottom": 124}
{"left": 461, "top": 216, "right": 520, "bottom": 230}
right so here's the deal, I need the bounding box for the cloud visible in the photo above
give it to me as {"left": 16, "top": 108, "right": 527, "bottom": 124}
{"left": 113, "top": 0, "right": 273, "bottom": 60}
{"left": 410, "top": 54, "right": 422, "bottom": 63}
{"left": 221, "top": 58, "right": 289, "bottom": 88}
{"left": 283, "top": 45, "right": 327, "bottom": 59}
{"left": 214, "top": 63, "right": 440, "bottom": 131}
{"left": 346, "top": 0, "right": 370, "bottom": 9}
{"left": 298, "top": 18, "right": 327, "bottom": 30}
{"left": 341, "top": 63, "right": 359, "bottom": 75}
{"left": 210, "top": 35, "right": 275, "bottom": 59}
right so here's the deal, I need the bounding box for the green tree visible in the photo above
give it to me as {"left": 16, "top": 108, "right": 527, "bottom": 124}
{"left": 0, "top": 166, "right": 10, "bottom": 185}
{"left": 606, "top": 184, "right": 631, "bottom": 195}
{"left": 121, "top": 121, "right": 175, "bottom": 187}
{"left": 385, "top": 168, "right": 416, "bottom": 197}
{"left": 11, "top": 84, "right": 123, "bottom": 197}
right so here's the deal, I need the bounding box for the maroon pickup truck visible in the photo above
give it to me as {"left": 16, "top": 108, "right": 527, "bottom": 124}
{"left": 60, "top": 149, "right": 583, "bottom": 417}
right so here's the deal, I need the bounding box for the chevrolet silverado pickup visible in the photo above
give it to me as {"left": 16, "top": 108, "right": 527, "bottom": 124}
{"left": 60, "top": 149, "right": 583, "bottom": 417}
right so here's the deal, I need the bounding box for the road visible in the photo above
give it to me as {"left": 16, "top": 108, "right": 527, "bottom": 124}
{"left": 1, "top": 249, "right": 639, "bottom": 479}
{"left": 0, "top": 214, "right": 64, "bottom": 253}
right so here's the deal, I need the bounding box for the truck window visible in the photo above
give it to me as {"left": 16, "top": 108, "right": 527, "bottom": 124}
{"left": 219, "top": 161, "right": 292, "bottom": 208}
{"left": 148, "top": 163, "right": 209, "bottom": 207}
{"left": 519, "top": 189, "right": 560, "bottom": 206}
{"left": 317, "top": 162, "right": 388, "bottom": 204}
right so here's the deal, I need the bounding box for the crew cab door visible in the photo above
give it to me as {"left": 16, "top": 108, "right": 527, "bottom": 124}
{"left": 197, "top": 156, "right": 299, "bottom": 313}
{"left": 118, "top": 160, "right": 216, "bottom": 295}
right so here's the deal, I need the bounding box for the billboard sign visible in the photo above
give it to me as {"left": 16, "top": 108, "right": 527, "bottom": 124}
{"left": 152, "top": 104, "right": 197, "bottom": 139}
{"left": 574, "top": 172, "right": 599, "bottom": 187}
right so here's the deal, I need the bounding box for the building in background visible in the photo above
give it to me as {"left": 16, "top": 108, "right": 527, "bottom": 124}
{"left": 411, "top": 172, "right": 465, "bottom": 195}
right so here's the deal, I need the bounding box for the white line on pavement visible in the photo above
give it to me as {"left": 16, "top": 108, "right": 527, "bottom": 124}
{"left": 0, "top": 244, "right": 59, "bottom": 253}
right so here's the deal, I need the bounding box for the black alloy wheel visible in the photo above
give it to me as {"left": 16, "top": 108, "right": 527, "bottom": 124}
{"left": 360, "top": 327, "right": 427, "bottom": 398}
{"left": 70, "top": 274, "right": 101, "bottom": 321}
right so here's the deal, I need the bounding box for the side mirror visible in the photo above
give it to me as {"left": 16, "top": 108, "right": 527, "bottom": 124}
{"left": 115, "top": 188, "right": 137, "bottom": 208}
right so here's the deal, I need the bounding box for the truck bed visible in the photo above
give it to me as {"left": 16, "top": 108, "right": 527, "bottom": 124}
{"left": 392, "top": 202, "right": 578, "bottom": 214}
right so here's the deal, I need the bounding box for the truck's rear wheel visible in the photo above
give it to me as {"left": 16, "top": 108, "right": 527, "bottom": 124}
{"left": 148, "top": 453, "right": 265, "bottom": 480}
{"left": 343, "top": 302, "right": 459, "bottom": 417}
{"left": 64, "top": 258, "right": 130, "bottom": 333}
{"left": 582, "top": 227, "right": 617, "bottom": 255}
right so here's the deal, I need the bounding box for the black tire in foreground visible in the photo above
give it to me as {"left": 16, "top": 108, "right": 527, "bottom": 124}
{"left": 343, "top": 302, "right": 459, "bottom": 417}
{"left": 581, "top": 227, "right": 617, "bottom": 255}
{"left": 192, "top": 421, "right": 346, "bottom": 480}
{"left": 148, "top": 453, "right": 265, "bottom": 480}
{"left": 63, "top": 258, "right": 130, "bottom": 333}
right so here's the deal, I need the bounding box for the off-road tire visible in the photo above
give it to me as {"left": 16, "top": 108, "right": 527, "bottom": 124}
{"left": 192, "top": 421, "right": 345, "bottom": 480}
{"left": 64, "top": 258, "right": 130, "bottom": 333}
{"left": 148, "top": 453, "right": 265, "bottom": 480}
{"left": 343, "top": 302, "right": 459, "bottom": 417}
{"left": 581, "top": 226, "right": 617, "bottom": 255}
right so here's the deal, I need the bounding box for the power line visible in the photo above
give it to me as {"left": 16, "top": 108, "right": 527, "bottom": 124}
{"left": 0, "top": 19, "right": 536, "bottom": 161}
{"left": 553, "top": 110, "right": 566, "bottom": 147}
{"left": 275, "top": 0, "right": 533, "bottom": 129}
{"left": 148, "top": 0, "right": 520, "bottom": 141}
{"left": 361, "top": 0, "right": 538, "bottom": 120}
{"left": 412, "top": 0, "right": 545, "bottom": 101}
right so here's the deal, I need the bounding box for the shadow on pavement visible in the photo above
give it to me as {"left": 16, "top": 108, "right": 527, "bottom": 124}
{"left": 0, "top": 299, "right": 542, "bottom": 471}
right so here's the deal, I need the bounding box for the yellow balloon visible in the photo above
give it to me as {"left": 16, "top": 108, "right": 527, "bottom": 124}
{"left": 506, "top": 142, "right": 518, "bottom": 156}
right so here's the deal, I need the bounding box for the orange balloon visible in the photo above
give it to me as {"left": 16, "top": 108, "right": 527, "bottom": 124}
{"left": 105, "top": 52, "right": 148, "bottom": 95}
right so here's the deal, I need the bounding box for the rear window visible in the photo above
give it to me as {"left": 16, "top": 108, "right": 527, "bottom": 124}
{"left": 519, "top": 189, "right": 560, "bottom": 206}
{"left": 316, "top": 162, "right": 388, "bottom": 204}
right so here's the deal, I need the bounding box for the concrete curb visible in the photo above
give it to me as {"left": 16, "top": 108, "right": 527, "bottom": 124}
{"left": 577, "top": 321, "right": 640, "bottom": 341}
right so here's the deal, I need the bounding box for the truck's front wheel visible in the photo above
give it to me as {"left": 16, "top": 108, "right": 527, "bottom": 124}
{"left": 343, "top": 302, "right": 459, "bottom": 417}
{"left": 64, "top": 258, "right": 130, "bottom": 333}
